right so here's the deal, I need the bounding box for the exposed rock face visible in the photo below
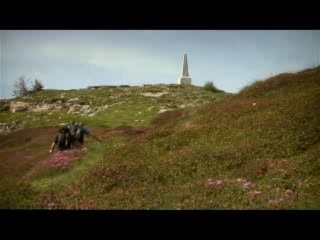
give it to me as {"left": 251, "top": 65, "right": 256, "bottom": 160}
{"left": 140, "top": 92, "right": 169, "bottom": 97}
{"left": 32, "top": 104, "right": 54, "bottom": 112}
{"left": 67, "top": 104, "right": 82, "bottom": 113}
{"left": 10, "top": 101, "right": 30, "bottom": 112}
{"left": 65, "top": 103, "right": 108, "bottom": 116}
{"left": 29, "top": 102, "right": 64, "bottom": 112}
{"left": 178, "top": 103, "right": 196, "bottom": 108}
{"left": 67, "top": 98, "right": 79, "bottom": 103}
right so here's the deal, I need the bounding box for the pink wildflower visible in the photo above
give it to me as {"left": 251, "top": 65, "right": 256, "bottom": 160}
{"left": 267, "top": 161, "right": 275, "bottom": 169}
{"left": 268, "top": 200, "right": 278, "bottom": 206}
{"left": 48, "top": 203, "right": 55, "bottom": 209}
{"left": 236, "top": 178, "right": 244, "bottom": 183}
{"left": 215, "top": 180, "right": 223, "bottom": 185}
{"left": 278, "top": 169, "right": 288, "bottom": 175}
{"left": 243, "top": 182, "right": 252, "bottom": 189}
{"left": 285, "top": 189, "right": 294, "bottom": 197}
{"left": 206, "top": 179, "right": 214, "bottom": 186}
{"left": 297, "top": 179, "right": 304, "bottom": 187}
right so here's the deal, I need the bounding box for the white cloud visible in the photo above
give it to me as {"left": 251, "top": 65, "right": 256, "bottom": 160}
{"left": 38, "top": 43, "right": 178, "bottom": 75}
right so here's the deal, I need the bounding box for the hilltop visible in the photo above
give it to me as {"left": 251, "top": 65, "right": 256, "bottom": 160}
{"left": 1, "top": 67, "right": 320, "bottom": 209}
{"left": 0, "top": 84, "right": 227, "bottom": 132}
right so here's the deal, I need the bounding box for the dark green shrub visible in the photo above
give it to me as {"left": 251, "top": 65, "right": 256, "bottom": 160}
{"left": 203, "top": 82, "right": 221, "bottom": 93}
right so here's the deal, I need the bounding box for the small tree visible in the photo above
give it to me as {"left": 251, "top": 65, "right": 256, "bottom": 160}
{"left": 12, "top": 77, "right": 30, "bottom": 97}
{"left": 204, "top": 81, "right": 221, "bottom": 93}
{"left": 31, "top": 79, "right": 44, "bottom": 92}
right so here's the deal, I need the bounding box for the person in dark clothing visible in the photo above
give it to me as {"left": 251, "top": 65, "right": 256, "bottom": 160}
{"left": 49, "top": 126, "right": 71, "bottom": 153}
{"left": 66, "top": 121, "right": 77, "bottom": 148}
{"left": 72, "top": 122, "right": 102, "bottom": 149}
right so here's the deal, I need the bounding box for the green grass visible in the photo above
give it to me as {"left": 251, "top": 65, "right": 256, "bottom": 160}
{"left": 0, "top": 85, "right": 224, "bottom": 128}
{"left": 1, "top": 68, "right": 320, "bottom": 209}
{"left": 38, "top": 67, "right": 320, "bottom": 209}
{"left": 30, "top": 135, "right": 127, "bottom": 193}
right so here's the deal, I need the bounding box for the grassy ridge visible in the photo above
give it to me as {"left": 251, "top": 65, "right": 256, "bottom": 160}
{"left": 0, "top": 85, "right": 227, "bottom": 209}
{"left": 1, "top": 67, "right": 320, "bottom": 209}
{"left": 37, "top": 67, "right": 320, "bottom": 209}
{"left": 0, "top": 85, "right": 226, "bottom": 128}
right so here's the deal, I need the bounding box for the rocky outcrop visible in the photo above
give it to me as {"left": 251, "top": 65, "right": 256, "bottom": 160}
{"left": 140, "top": 92, "right": 170, "bottom": 97}
{"left": 67, "top": 104, "right": 82, "bottom": 113}
{"left": 66, "top": 103, "right": 108, "bottom": 116}
{"left": 30, "top": 103, "right": 64, "bottom": 112}
{"left": 10, "top": 101, "right": 30, "bottom": 112}
{"left": 32, "top": 104, "right": 54, "bottom": 112}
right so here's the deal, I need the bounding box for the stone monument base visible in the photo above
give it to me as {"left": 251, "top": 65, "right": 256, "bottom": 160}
{"left": 178, "top": 77, "right": 192, "bottom": 85}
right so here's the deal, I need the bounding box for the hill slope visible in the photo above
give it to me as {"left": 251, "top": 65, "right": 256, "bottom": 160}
{"left": 0, "top": 84, "right": 227, "bottom": 208}
{"left": 45, "top": 67, "right": 320, "bottom": 210}
{"left": 1, "top": 67, "right": 320, "bottom": 209}
{"left": 0, "top": 84, "right": 226, "bottom": 130}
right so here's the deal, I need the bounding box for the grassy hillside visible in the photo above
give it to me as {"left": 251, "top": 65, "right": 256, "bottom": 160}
{"left": 0, "top": 85, "right": 226, "bottom": 129}
{"left": 0, "top": 84, "right": 227, "bottom": 208}
{"left": 1, "top": 67, "right": 320, "bottom": 209}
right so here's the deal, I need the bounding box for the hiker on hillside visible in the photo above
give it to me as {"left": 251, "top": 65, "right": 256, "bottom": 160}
{"left": 66, "top": 121, "right": 78, "bottom": 148}
{"left": 69, "top": 122, "right": 102, "bottom": 149}
{"left": 49, "top": 126, "right": 71, "bottom": 153}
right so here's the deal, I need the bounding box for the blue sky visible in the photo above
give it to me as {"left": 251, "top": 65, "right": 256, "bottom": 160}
{"left": 1, "top": 30, "right": 320, "bottom": 99}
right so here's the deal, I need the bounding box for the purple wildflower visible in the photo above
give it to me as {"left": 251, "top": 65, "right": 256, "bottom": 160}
{"left": 215, "top": 180, "right": 223, "bottom": 185}
{"left": 268, "top": 200, "right": 278, "bottom": 206}
{"left": 285, "top": 189, "right": 294, "bottom": 198}
{"left": 267, "top": 160, "right": 275, "bottom": 169}
{"left": 236, "top": 178, "right": 243, "bottom": 183}
{"left": 48, "top": 203, "right": 55, "bottom": 209}
{"left": 243, "top": 182, "right": 252, "bottom": 189}
{"left": 297, "top": 179, "right": 304, "bottom": 187}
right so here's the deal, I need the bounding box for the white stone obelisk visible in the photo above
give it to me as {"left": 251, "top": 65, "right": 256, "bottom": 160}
{"left": 178, "top": 53, "right": 192, "bottom": 85}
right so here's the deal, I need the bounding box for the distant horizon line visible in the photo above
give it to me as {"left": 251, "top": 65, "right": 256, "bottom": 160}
{"left": 1, "top": 64, "right": 319, "bottom": 100}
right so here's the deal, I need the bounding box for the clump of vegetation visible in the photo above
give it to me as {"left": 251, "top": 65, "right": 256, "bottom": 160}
{"left": 12, "top": 77, "right": 44, "bottom": 97}
{"left": 5, "top": 67, "right": 320, "bottom": 209}
{"left": 13, "top": 77, "right": 30, "bottom": 97}
{"left": 42, "top": 66, "right": 320, "bottom": 209}
{"left": 0, "top": 177, "right": 38, "bottom": 209}
{"left": 31, "top": 79, "right": 44, "bottom": 92}
{"left": 203, "top": 81, "right": 222, "bottom": 93}
{"left": 0, "top": 100, "right": 10, "bottom": 112}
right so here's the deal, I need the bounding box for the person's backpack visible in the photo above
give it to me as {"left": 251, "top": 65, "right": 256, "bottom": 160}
{"left": 57, "top": 132, "right": 67, "bottom": 149}
{"left": 68, "top": 123, "right": 77, "bottom": 138}
{"left": 74, "top": 126, "right": 83, "bottom": 141}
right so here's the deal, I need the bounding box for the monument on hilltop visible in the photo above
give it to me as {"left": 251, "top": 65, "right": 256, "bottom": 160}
{"left": 178, "top": 53, "right": 192, "bottom": 85}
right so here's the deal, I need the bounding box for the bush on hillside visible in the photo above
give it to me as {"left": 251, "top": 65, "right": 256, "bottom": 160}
{"left": 31, "top": 79, "right": 44, "bottom": 92}
{"left": 203, "top": 81, "right": 221, "bottom": 93}
{"left": 13, "top": 77, "right": 45, "bottom": 97}
{"left": 12, "top": 77, "right": 30, "bottom": 97}
{"left": 0, "top": 178, "right": 38, "bottom": 209}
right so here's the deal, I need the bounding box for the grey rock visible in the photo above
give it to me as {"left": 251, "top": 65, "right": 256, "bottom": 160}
{"left": 10, "top": 101, "right": 29, "bottom": 112}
